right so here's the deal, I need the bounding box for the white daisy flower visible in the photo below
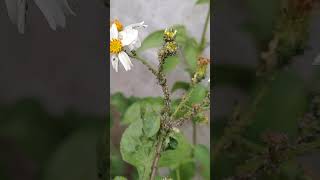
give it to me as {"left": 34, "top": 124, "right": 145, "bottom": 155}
{"left": 110, "top": 20, "right": 147, "bottom": 72}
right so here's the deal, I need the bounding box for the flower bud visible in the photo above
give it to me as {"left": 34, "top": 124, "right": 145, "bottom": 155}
{"left": 164, "top": 41, "right": 178, "bottom": 56}
{"left": 163, "top": 28, "right": 177, "bottom": 42}
{"left": 192, "top": 57, "right": 210, "bottom": 84}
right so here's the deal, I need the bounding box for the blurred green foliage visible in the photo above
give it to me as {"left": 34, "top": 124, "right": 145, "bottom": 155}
{"left": 0, "top": 98, "right": 105, "bottom": 180}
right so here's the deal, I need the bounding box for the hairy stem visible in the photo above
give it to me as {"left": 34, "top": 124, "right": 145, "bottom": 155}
{"left": 150, "top": 131, "right": 166, "bottom": 180}
{"left": 150, "top": 57, "right": 172, "bottom": 180}
{"left": 172, "top": 87, "right": 195, "bottom": 119}
{"left": 130, "top": 54, "right": 158, "bottom": 76}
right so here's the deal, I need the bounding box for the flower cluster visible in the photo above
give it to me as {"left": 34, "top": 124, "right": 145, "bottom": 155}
{"left": 109, "top": 19, "right": 147, "bottom": 72}
{"left": 158, "top": 28, "right": 178, "bottom": 61}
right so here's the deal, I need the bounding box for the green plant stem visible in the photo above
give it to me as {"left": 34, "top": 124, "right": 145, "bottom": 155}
{"left": 172, "top": 87, "right": 195, "bottom": 119}
{"left": 199, "top": 7, "right": 210, "bottom": 51}
{"left": 150, "top": 56, "right": 172, "bottom": 180}
{"left": 193, "top": 121, "right": 197, "bottom": 145}
{"left": 130, "top": 54, "right": 158, "bottom": 76}
{"left": 150, "top": 131, "right": 167, "bottom": 180}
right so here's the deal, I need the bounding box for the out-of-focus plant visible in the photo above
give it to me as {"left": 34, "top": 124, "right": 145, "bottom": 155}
{"left": 213, "top": 0, "right": 320, "bottom": 179}
{"left": 106, "top": 0, "right": 210, "bottom": 179}
{"left": 4, "top": 0, "right": 75, "bottom": 33}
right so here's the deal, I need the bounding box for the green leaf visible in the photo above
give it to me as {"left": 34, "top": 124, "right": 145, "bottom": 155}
{"left": 44, "top": 129, "right": 99, "bottom": 180}
{"left": 184, "top": 38, "right": 200, "bottom": 74}
{"left": 122, "top": 101, "right": 141, "bottom": 125}
{"left": 141, "top": 103, "right": 161, "bottom": 138}
{"left": 173, "top": 84, "right": 208, "bottom": 119}
{"left": 111, "top": 92, "right": 130, "bottom": 115}
{"left": 159, "top": 133, "right": 193, "bottom": 169}
{"left": 188, "top": 84, "right": 208, "bottom": 104}
{"left": 120, "top": 118, "right": 156, "bottom": 180}
{"left": 122, "top": 98, "right": 162, "bottom": 125}
{"left": 171, "top": 81, "right": 190, "bottom": 93}
{"left": 138, "top": 30, "right": 163, "bottom": 52}
{"left": 163, "top": 56, "right": 180, "bottom": 73}
{"left": 170, "top": 162, "right": 196, "bottom": 180}
{"left": 196, "top": 0, "right": 209, "bottom": 5}
{"left": 194, "top": 144, "right": 210, "bottom": 180}
{"left": 138, "top": 25, "right": 188, "bottom": 52}
{"left": 113, "top": 176, "right": 127, "bottom": 180}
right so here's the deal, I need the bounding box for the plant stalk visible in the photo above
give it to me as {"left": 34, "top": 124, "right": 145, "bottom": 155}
{"left": 199, "top": 7, "right": 210, "bottom": 51}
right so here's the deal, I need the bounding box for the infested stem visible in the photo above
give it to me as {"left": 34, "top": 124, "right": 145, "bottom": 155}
{"left": 130, "top": 54, "right": 158, "bottom": 76}
{"left": 150, "top": 131, "right": 167, "bottom": 180}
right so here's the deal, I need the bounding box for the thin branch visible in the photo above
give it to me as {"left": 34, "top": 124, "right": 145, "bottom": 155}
{"left": 129, "top": 54, "right": 158, "bottom": 76}
{"left": 199, "top": 7, "right": 210, "bottom": 51}
{"left": 150, "top": 132, "right": 166, "bottom": 180}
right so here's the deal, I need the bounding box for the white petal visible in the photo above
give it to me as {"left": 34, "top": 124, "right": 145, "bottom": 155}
{"left": 111, "top": 55, "right": 119, "bottom": 72}
{"left": 132, "top": 38, "right": 141, "bottom": 49}
{"left": 118, "top": 51, "right": 132, "bottom": 71}
{"left": 125, "top": 21, "right": 148, "bottom": 29}
{"left": 110, "top": 24, "right": 118, "bottom": 40}
{"left": 119, "top": 28, "right": 138, "bottom": 46}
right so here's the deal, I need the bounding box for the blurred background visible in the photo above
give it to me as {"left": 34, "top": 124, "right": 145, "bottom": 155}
{"left": 214, "top": 0, "right": 320, "bottom": 179}
{"left": 0, "top": 0, "right": 107, "bottom": 179}
{"left": 110, "top": 0, "right": 210, "bottom": 178}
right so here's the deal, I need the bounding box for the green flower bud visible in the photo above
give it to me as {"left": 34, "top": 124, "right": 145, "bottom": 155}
{"left": 192, "top": 57, "right": 210, "bottom": 84}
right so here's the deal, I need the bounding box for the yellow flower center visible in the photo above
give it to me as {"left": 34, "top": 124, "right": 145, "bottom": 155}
{"left": 112, "top": 19, "right": 123, "bottom": 31}
{"left": 110, "top": 38, "right": 123, "bottom": 54}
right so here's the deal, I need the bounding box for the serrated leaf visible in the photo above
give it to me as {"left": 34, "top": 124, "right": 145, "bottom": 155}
{"left": 194, "top": 144, "right": 210, "bottom": 179}
{"left": 171, "top": 81, "right": 190, "bottom": 93}
{"left": 163, "top": 56, "right": 180, "bottom": 73}
{"left": 196, "top": 0, "right": 209, "bottom": 5}
{"left": 120, "top": 118, "right": 156, "bottom": 180}
{"left": 159, "top": 133, "right": 193, "bottom": 169}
